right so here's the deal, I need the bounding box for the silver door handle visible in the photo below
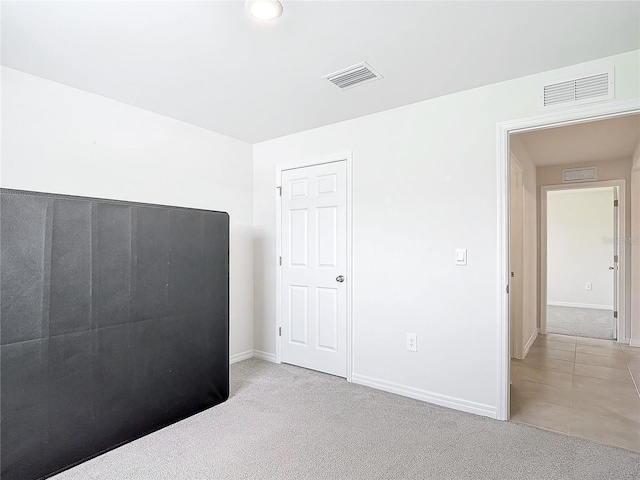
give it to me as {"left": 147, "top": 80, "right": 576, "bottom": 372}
{"left": 609, "top": 266, "right": 615, "bottom": 270}
{"left": 336, "top": 275, "right": 345, "bottom": 283}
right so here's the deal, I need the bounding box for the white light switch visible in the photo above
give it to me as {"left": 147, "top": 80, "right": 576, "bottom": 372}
{"left": 585, "top": 282, "right": 592, "bottom": 290}
{"left": 455, "top": 248, "right": 467, "bottom": 266}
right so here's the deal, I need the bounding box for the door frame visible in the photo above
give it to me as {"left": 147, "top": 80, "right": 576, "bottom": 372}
{"left": 275, "top": 152, "right": 354, "bottom": 381}
{"left": 540, "top": 181, "right": 625, "bottom": 341}
{"left": 496, "top": 98, "right": 639, "bottom": 421}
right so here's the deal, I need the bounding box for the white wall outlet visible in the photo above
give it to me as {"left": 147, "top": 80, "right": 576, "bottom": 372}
{"left": 407, "top": 333, "right": 417, "bottom": 352}
{"left": 585, "top": 282, "right": 592, "bottom": 290}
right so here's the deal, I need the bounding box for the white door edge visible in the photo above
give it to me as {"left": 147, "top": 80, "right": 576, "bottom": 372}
{"left": 275, "top": 152, "right": 354, "bottom": 382}
{"left": 509, "top": 154, "right": 525, "bottom": 360}
{"left": 496, "top": 98, "right": 640, "bottom": 421}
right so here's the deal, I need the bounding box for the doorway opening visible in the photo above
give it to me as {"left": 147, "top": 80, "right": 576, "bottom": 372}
{"left": 500, "top": 108, "right": 640, "bottom": 451}
{"left": 543, "top": 185, "right": 620, "bottom": 341}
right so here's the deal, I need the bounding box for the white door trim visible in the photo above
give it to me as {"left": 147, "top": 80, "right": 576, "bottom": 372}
{"left": 540, "top": 181, "right": 625, "bottom": 342}
{"left": 275, "top": 152, "right": 354, "bottom": 381}
{"left": 496, "top": 98, "right": 640, "bottom": 421}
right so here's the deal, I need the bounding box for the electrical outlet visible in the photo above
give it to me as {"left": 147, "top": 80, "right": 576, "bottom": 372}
{"left": 585, "top": 282, "right": 592, "bottom": 290}
{"left": 407, "top": 333, "right": 417, "bottom": 352}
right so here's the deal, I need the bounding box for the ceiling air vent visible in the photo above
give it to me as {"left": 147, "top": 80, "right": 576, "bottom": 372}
{"left": 563, "top": 167, "right": 598, "bottom": 183}
{"left": 323, "top": 62, "right": 383, "bottom": 90}
{"left": 540, "top": 68, "right": 614, "bottom": 110}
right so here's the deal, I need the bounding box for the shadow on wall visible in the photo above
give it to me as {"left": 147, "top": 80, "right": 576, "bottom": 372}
{"left": 252, "top": 232, "right": 271, "bottom": 353}
{"left": 227, "top": 223, "right": 256, "bottom": 357}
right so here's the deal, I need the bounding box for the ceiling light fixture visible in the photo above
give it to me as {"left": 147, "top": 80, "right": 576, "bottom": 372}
{"left": 245, "top": 0, "right": 283, "bottom": 20}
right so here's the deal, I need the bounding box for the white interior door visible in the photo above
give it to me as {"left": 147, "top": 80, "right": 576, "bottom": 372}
{"left": 280, "top": 161, "right": 347, "bottom": 377}
{"left": 509, "top": 159, "right": 524, "bottom": 359}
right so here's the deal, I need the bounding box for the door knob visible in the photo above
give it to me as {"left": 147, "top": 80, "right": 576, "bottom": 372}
{"left": 609, "top": 266, "right": 615, "bottom": 270}
{"left": 336, "top": 275, "right": 345, "bottom": 283}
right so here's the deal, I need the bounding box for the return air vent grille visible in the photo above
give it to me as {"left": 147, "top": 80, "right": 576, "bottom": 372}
{"left": 323, "top": 62, "right": 383, "bottom": 90}
{"left": 540, "top": 69, "right": 614, "bottom": 109}
{"left": 563, "top": 167, "right": 598, "bottom": 183}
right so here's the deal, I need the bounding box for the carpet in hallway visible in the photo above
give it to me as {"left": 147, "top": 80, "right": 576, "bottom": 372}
{"left": 547, "top": 305, "right": 615, "bottom": 339}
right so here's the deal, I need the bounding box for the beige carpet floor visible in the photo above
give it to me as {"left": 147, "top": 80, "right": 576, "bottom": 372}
{"left": 51, "top": 358, "right": 640, "bottom": 480}
{"left": 547, "top": 305, "right": 615, "bottom": 340}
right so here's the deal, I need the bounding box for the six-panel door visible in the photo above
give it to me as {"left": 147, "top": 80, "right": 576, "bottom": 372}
{"left": 281, "top": 161, "right": 347, "bottom": 377}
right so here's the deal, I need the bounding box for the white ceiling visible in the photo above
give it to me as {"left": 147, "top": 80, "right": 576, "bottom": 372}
{"left": 514, "top": 114, "right": 640, "bottom": 167}
{"left": 2, "top": 1, "right": 639, "bottom": 143}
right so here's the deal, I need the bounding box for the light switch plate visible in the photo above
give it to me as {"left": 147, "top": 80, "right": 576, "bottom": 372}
{"left": 455, "top": 248, "right": 467, "bottom": 266}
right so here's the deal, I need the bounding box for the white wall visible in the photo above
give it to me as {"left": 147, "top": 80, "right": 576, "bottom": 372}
{"left": 0, "top": 67, "right": 255, "bottom": 359}
{"left": 253, "top": 50, "right": 639, "bottom": 416}
{"left": 547, "top": 189, "right": 615, "bottom": 308}
{"left": 509, "top": 137, "right": 538, "bottom": 358}
{"left": 631, "top": 140, "right": 640, "bottom": 345}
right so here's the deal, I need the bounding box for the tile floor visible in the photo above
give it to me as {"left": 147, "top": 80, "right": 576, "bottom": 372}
{"left": 510, "top": 333, "right": 640, "bottom": 452}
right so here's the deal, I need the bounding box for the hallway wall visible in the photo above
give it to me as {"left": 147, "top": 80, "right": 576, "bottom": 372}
{"left": 509, "top": 137, "right": 538, "bottom": 358}
{"left": 631, "top": 140, "right": 640, "bottom": 345}
{"left": 547, "top": 188, "right": 615, "bottom": 308}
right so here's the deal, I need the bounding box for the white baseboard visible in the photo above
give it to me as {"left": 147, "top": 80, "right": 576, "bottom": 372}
{"left": 351, "top": 373, "right": 497, "bottom": 419}
{"left": 547, "top": 301, "right": 613, "bottom": 310}
{"left": 523, "top": 328, "right": 538, "bottom": 358}
{"left": 230, "top": 350, "right": 254, "bottom": 364}
{"left": 629, "top": 339, "right": 640, "bottom": 347}
{"left": 253, "top": 349, "right": 277, "bottom": 363}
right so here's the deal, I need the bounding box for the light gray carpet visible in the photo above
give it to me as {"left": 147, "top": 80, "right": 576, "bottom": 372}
{"left": 547, "top": 305, "right": 615, "bottom": 340}
{"left": 52, "top": 358, "right": 639, "bottom": 480}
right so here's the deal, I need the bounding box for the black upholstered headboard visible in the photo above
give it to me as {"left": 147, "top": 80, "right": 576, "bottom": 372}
{"left": 0, "top": 189, "right": 229, "bottom": 480}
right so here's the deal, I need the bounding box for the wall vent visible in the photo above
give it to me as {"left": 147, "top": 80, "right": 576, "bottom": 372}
{"left": 540, "top": 68, "right": 614, "bottom": 109}
{"left": 562, "top": 167, "right": 598, "bottom": 183}
{"left": 323, "top": 62, "right": 383, "bottom": 90}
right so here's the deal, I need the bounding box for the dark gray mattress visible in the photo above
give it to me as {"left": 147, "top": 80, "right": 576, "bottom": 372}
{"left": 0, "top": 189, "right": 229, "bottom": 480}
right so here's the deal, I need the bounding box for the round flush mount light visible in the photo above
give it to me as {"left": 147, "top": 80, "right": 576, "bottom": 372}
{"left": 245, "top": 0, "right": 283, "bottom": 20}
